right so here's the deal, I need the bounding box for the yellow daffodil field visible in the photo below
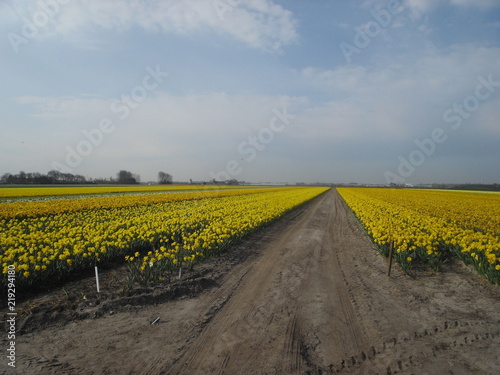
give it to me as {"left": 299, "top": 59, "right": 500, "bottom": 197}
{"left": 0, "top": 184, "right": 246, "bottom": 199}
{"left": 338, "top": 188, "right": 500, "bottom": 284}
{"left": 0, "top": 186, "right": 329, "bottom": 290}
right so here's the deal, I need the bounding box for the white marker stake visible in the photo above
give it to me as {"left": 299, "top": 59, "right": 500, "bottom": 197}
{"left": 95, "top": 266, "right": 100, "bottom": 293}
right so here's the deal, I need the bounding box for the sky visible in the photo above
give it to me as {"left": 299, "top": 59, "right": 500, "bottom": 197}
{"left": 1, "top": 0, "right": 499, "bottom": 185}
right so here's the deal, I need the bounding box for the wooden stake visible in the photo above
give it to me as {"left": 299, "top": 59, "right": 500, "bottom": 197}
{"left": 387, "top": 241, "right": 394, "bottom": 277}
{"left": 95, "top": 266, "right": 100, "bottom": 293}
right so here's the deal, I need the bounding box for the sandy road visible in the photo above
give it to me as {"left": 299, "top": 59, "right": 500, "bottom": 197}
{"left": 8, "top": 189, "right": 500, "bottom": 374}
{"left": 166, "top": 188, "right": 367, "bottom": 374}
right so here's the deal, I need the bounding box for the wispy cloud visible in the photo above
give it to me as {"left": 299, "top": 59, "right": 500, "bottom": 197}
{"left": 299, "top": 43, "right": 500, "bottom": 153}
{"left": 2, "top": 0, "right": 298, "bottom": 52}
{"left": 403, "top": 0, "right": 439, "bottom": 20}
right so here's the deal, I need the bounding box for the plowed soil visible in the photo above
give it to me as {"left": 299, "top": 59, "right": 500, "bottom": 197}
{"left": 2, "top": 189, "right": 500, "bottom": 374}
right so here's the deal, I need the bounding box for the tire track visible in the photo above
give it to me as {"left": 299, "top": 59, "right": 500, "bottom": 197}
{"left": 166, "top": 191, "right": 353, "bottom": 374}
{"left": 165, "top": 190, "right": 375, "bottom": 374}
{"left": 332, "top": 319, "right": 500, "bottom": 373}
{"left": 294, "top": 191, "right": 369, "bottom": 371}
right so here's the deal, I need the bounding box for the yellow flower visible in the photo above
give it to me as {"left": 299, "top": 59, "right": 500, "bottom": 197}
{"left": 337, "top": 187, "right": 500, "bottom": 283}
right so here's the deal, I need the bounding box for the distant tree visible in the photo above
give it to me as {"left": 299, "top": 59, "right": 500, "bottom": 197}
{"left": 158, "top": 171, "right": 173, "bottom": 184}
{"left": 47, "top": 170, "right": 62, "bottom": 183}
{"left": 18, "top": 171, "right": 27, "bottom": 183}
{"left": 117, "top": 170, "right": 139, "bottom": 184}
{"left": 1, "top": 173, "right": 13, "bottom": 184}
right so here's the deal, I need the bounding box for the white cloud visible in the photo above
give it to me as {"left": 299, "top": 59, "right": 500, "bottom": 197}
{"left": 297, "top": 44, "right": 500, "bottom": 159}
{"left": 7, "top": 92, "right": 304, "bottom": 179}
{"left": 303, "top": 44, "right": 500, "bottom": 98}
{"left": 403, "top": 0, "right": 439, "bottom": 20}
{"left": 2, "top": 0, "right": 298, "bottom": 52}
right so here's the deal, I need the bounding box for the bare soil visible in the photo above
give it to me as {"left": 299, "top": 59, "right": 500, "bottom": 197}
{"left": 2, "top": 189, "right": 499, "bottom": 374}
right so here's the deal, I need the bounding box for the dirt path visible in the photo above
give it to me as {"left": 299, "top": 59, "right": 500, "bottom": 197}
{"left": 4, "top": 189, "right": 500, "bottom": 374}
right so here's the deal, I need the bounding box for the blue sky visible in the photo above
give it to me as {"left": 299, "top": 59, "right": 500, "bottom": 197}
{"left": 1, "top": 0, "right": 499, "bottom": 184}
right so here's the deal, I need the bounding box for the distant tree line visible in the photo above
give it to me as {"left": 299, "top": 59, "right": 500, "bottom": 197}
{"left": 1, "top": 170, "right": 88, "bottom": 184}
{"left": 0, "top": 170, "right": 182, "bottom": 185}
{"left": 435, "top": 183, "right": 500, "bottom": 191}
{"left": 1, "top": 170, "right": 142, "bottom": 185}
{"left": 211, "top": 178, "right": 240, "bottom": 185}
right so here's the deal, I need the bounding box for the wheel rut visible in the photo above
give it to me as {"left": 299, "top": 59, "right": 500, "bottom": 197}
{"left": 166, "top": 190, "right": 369, "bottom": 374}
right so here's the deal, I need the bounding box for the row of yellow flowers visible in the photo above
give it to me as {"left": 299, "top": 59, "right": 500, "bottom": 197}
{"left": 0, "top": 187, "right": 277, "bottom": 219}
{"left": 337, "top": 188, "right": 500, "bottom": 284}
{"left": 125, "top": 187, "right": 329, "bottom": 285}
{"left": 0, "top": 184, "right": 245, "bottom": 199}
{"left": 1, "top": 187, "right": 329, "bottom": 289}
